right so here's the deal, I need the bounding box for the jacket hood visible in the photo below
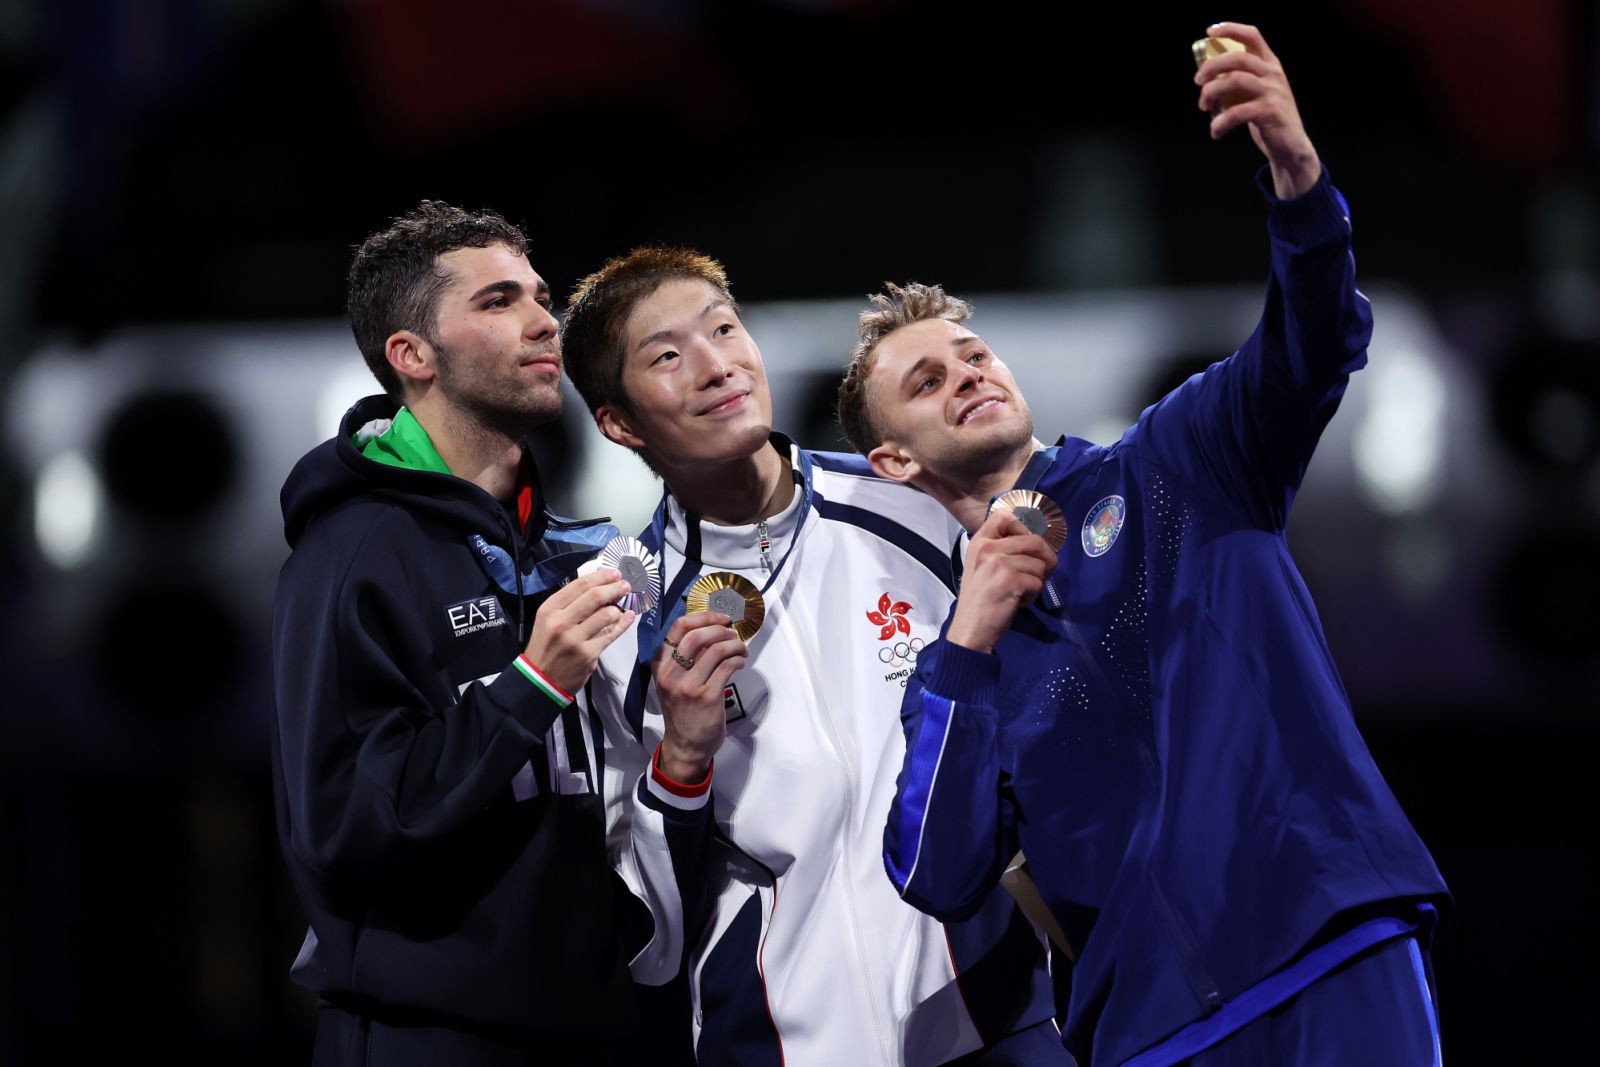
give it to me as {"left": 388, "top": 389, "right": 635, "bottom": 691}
{"left": 279, "top": 394, "right": 548, "bottom": 549}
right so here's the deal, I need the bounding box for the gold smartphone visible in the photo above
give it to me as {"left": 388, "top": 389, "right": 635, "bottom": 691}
{"left": 1193, "top": 36, "right": 1248, "bottom": 113}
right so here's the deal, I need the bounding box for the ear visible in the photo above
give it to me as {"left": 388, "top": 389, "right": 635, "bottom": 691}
{"left": 868, "top": 439, "right": 921, "bottom": 486}
{"left": 385, "top": 331, "right": 436, "bottom": 391}
{"left": 595, "top": 402, "right": 646, "bottom": 451}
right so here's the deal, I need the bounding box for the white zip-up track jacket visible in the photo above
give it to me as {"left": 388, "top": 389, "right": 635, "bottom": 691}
{"left": 593, "top": 441, "right": 1058, "bottom": 1067}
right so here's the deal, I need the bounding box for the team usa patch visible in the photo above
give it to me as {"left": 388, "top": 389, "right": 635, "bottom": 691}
{"left": 1081, "top": 495, "right": 1127, "bottom": 558}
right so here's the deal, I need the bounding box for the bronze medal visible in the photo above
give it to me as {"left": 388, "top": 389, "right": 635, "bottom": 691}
{"left": 990, "top": 489, "right": 1068, "bottom": 552}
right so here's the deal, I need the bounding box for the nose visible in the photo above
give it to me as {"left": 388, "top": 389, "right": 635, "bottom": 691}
{"left": 692, "top": 338, "right": 734, "bottom": 388}
{"left": 953, "top": 358, "right": 984, "bottom": 393}
{"left": 524, "top": 302, "right": 558, "bottom": 343}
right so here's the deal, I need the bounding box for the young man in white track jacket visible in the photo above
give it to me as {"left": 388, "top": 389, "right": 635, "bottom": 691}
{"left": 559, "top": 249, "right": 1066, "bottom": 1066}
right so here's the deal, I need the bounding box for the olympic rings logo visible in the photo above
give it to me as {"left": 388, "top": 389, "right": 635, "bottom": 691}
{"left": 877, "top": 637, "right": 924, "bottom": 669}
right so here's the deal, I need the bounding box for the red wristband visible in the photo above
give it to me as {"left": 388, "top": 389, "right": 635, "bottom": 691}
{"left": 651, "top": 742, "right": 713, "bottom": 798}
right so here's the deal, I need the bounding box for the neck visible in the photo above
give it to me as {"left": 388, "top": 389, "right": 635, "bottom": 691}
{"left": 666, "top": 441, "right": 794, "bottom": 526}
{"left": 922, "top": 437, "right": 1046, "bottom": 535}
{"left": 410, "top": 399, "right": 525, "bottom": 499}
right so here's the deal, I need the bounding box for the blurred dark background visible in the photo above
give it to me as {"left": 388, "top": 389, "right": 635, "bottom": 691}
{"left": 1, "top": 0, "right": 1596, "bottom": 1062}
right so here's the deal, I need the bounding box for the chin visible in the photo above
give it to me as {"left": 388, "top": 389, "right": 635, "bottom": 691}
{"left": 695, "top": 420, "right": 772, "bottom": 463}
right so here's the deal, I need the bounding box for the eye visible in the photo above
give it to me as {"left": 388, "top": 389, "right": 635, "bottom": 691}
{"left": 484, "top": 295, "right": 509, "bottom": 309}
{"left": 653, "top": 349, "right": 680, "bottom": 366}
{"left": 714, "top": 321, "right": 736, "bottom": 337}
{"left": 915, "top": 375, "right": 939, "bottom": 394}
{"left": 967, "top": 350, "right": 987, "bottom": 364}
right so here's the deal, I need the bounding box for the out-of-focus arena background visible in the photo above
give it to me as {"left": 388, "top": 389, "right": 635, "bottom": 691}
{"left": 0, "top": 1, "right": 1595, "bottom": 1062}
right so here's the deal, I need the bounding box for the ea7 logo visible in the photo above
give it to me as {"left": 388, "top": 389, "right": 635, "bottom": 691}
{"left": 446, "top": 596, "right": 507, "bottom": 637}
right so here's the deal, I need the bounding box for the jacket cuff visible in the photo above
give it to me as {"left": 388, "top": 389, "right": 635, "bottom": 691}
{"left": 510, "top": 654, "right": 573, "bottom": 706}
{"left": 645, "top": 742, "right": 713, "bottom": 812}
{"left": 485, "top": 656, "right": 570, "bottom": 735}
{"left": 1257, "top": 164, "right": 1350, "bottom": 244}
{"left": 923, "top": 638, "right": 1002, "bottom": 709}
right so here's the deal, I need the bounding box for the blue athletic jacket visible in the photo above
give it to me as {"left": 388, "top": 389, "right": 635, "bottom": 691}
{"left": 883, "top": 173, "right": 1450, "bottom": 1067}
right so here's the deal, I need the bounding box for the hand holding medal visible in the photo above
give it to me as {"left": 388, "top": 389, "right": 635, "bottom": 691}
{"left": 652, "top": 572, "right": 759, "bottom": 784}
{"left": 577, "top": 535, "right": 662, "bottom": 615}
{"left": 946, "top": 495, "right": 1063, "bottom": 654}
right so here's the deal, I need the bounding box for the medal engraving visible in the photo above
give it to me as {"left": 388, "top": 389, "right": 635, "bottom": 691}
{"left": 686, "top": 572, "right": 767, "bottom": 642}
{"left": 990, "top": 490, "right": 1069, "bottom": 551}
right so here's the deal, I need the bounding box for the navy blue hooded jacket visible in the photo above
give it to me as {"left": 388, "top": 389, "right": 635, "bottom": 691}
{"left": 270, "top": 394, "right": 646, "bottom": 1040}
{"left": 883, "top": 174, "right": 1449, "bottom": 1067}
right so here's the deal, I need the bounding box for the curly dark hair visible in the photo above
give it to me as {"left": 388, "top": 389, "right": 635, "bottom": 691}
{"left": 347, "top": 201, "right": 528, "bottom": 400}
{"left": 560, "top": 246, "right": 735, "bottom": 418}
{"left": 837, "top": 282, "right": 973, "bottom": 455}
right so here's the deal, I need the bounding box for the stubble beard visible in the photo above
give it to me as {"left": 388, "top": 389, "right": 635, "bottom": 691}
{"left": 939, "top": 401, "right": 1036, "bottom": 486}
{"left": 435, "top": 342, "right": 563, "bottom": 443}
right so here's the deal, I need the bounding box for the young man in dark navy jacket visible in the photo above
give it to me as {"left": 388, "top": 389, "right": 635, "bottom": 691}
{"left": 839, "top": 24, "right": 1449, "bottom": 1067}
{"left": 272, "top": 202, "right": 646, "bottom": 1065}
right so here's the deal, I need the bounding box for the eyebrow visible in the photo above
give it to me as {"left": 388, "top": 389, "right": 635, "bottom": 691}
{"left": 468, "top": 278, "right": 552, "bottom": 303}
{"left": 634, "top": 299, "right": 735, "bottom": 354}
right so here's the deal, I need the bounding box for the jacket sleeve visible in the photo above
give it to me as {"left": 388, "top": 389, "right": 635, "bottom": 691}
{"left": 1137, "top": 168, "right": 1373, "bottom": 531}
{"left": 883, "top": 635, "right": 1016, "bottom": 922}
{"left": 271, "top": 516, "right": 565, "bottom": 884}
{"left": 594, "top": 662, "right": 718, "bottom": 987}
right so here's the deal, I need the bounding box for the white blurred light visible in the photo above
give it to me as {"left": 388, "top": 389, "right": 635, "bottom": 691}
{"left": 1352, "top": 349, "right": 1446, "bottom": 515}
{"left": 34, "top": 450, "right": 103, "bottom": 569}
{"left": 318, "top": 365, "right": 378, "bottom": 440}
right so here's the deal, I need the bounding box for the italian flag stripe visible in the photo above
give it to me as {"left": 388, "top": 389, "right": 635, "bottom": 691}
{"left": 513, "top": 655, "right": 572, "bottom": 706}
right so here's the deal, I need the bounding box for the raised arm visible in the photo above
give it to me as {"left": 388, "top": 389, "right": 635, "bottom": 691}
{"left": 1141, "top": 23, "right": 1372, "bottom": 529}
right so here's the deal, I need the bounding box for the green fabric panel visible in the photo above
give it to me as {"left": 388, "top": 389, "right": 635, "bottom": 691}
{"left": 359, "top": 408, "right": 452, "bottom": 475}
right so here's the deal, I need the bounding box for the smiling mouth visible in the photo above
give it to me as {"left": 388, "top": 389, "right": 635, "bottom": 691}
{"left": 699, "top": 392, "right": 749, "bottom": 417}
{"left": 958, "top": 397, "right": 1003, "bottom": 425}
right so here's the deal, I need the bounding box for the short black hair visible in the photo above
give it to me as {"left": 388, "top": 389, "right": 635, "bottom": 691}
{"left": 347, "top": 201, "right": 528, "bottom": 400}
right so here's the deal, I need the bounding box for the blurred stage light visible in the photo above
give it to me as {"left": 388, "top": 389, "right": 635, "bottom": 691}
{"left": 318, "top": 364, "right": 377, "bottom": 440}
{"left": 1352, "top": 348, "right": 1447, "bottom": 515}
{"left": 33, "top": 450, "right": 103, "bottom": 570}
{"left": 99, "top": 391, "right": 237, "bottom": 519}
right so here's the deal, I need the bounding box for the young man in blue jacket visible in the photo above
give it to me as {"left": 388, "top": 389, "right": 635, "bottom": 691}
{"left": 271, "top": 202, "right": 645, "bottom": 1065}
{"left": 837, "top": 24, "right": 1449, "bottom": 1067}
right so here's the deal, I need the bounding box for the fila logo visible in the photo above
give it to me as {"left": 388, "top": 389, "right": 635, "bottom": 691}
{"left": 724, "top": 683, "right": 747, "bottom": 724}
{"left": 445, "top": 596, "right": 507, "bottom": 638}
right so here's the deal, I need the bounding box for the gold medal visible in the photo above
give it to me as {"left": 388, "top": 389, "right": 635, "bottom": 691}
{"left": 990, "top": 490, "right": 1068, "bottom": 551}
{"left": 686, "top": 571, "right": 766, "bottom": 642}
{"left": 578, "top": 535, "right": 661, "bottom": 614}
